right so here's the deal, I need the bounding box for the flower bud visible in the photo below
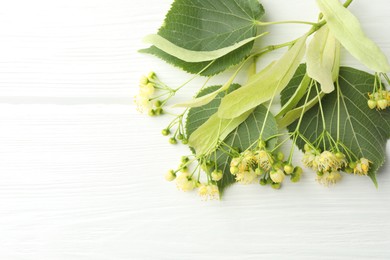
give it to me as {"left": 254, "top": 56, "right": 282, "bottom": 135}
{"left": 259, "top": 178, "right": 267, "bottom": 186}
{"left": 367, "top": 99, "right": 377, "bottom": 109}
{"left": 169, "top": 138, "right": 177, "bottom": 144}
{"left": 165, "top": 170, "right": 176, "bottom": 181}
{"left": 293, "top": 166, "right": 303, "bottom": 175}
{"left": 271, "top": 182, "right": 281, "bottom": 189}
{"left": 211, "top": 170, "right": 223, "bottom": 181}
{"left": 230, "top": 166, "right": 239, "bottom": 174}
{"left": 284, "top": 164, "right": 294, "bottom": 175}
{"left": 270, "top": 169, "right": 285, "bottom": 183}
{"left": 140, "top": 76, "right": 149, "bottom": 85}
{"left": 377, "top": 99, "right": 388, "bottom": 110}
{"left": 162, "top": 129, "right": 170, "bottom": 136}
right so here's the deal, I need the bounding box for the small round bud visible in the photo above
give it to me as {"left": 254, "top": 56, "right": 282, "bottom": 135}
{"left": 317, "top": 171, "right": 324, "bottom": 177}
{"left": 276, "top": 152, "right": 284, "bottom": 161}
{"left": 259, "top": 178, "right": 267, "bottom": 186}
{"left": 148, "top": 71, "right": 156, "bottom": 80}
{"left": 155, "top": 107, "right": 163, "bottom": 115}
{"left": 367, "top": 99, "right": 377, "bottom": 109}
{"left": 377, "top": 99, "right": 388, "bottom": 110}
{"left": 154, "top": 100, "right": 162, "bottom": 107}
{"left": 230, "top": 166, "right": 239, "bottom": 174}
{"left": 304, "top": 144, "right": 310, "bottom": 152}
{"left": 335, "top": 152, "right": 345, "bottom": 160}
{"left": 162, "top": 129, "right": 170, "bottom": 136}
{"left": 271, "top": 182, "right": 281, "bottom": 190}
{"left": 290, "top": 172, "right": 301, "bottom": 183}
{"left": 349, "top": 161, "right": 357, "bottom": 169}
{"left": 211, "top": 170, "right": 223, "bottom": 181}
{"left": 293, "top": 166, "right": 303, "bottom": 175}
{"left": 140, "top": 76, "right": 148, "bottom": 85}
{"left": 181, "top": 156, "right": 189, "bottom": 163}
{"left": 180, "top": 166, "right": 188, "bottom": 173}
{"left": 169, "top": 138, "right": 177, "bottom": 144}
{"left": 255, "top": 168, "right": 264, "bottom": 176}
{"left": 177, "top": 134, "right": 184, "bottom": 140}
{"left": 284, "top": 164, "right": 294, "bottom": 175}
{"left": 148, "top": 109, "right": 156, "bottom": 116}
{"left": 165, "top": 170, "right": 176, "bottom": 181}
{"left": 270, "top": 169, "right": 285, "bottom": 183}
{"left": 181, "top": 139, "right": 188, "bottom": 145}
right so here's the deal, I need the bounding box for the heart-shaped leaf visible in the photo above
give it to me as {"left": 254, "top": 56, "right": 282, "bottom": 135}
{"left": 281, "top": 65, "right": 390, "bottom": 184}
{"left": 140, "top": 0, "right": 265, "bottom": 76}
{"left": 186, "top": 85, "right": 277, "bottom": 196}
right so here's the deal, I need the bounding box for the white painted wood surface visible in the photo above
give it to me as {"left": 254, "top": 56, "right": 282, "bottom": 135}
{"left": 0, "top": 0, "right": 389, "bottom": 259}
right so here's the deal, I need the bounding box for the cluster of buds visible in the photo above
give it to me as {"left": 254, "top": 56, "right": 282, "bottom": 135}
{"left": 165, "top": 156, "right": 220, "bottom": 200}
{"left": 302, "top": 144, "right": 371, "bottom": 185}
{"left": 229, "top": 140, "right": 302, "bottom": 189}
{"left": 134, "top": 72, "right": 165, "bottom": 116}
{"left": 368, "top": 90, "right": 390, "bottom": 110}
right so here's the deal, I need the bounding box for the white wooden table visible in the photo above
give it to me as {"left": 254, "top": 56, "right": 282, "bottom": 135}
{"left": 0, "top": 0, "right": 389, "bottom": 259}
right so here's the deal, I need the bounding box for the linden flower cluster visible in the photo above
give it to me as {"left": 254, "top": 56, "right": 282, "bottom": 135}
{"left": 229, "top": 141, "right": 302, "bottom": 189}
{"left": 164, "top": 157, "right": 220, "bottom": 200}
{"left": 368, "top": 90, "right": 390, "bottom": 110}
{"left": 134, "top": 72, "right": 168, "bottom": 116}
{"left": 302, "top": 144, "right": 371, "bottom": 185}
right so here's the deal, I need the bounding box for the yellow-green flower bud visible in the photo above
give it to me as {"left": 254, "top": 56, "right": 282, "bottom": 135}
{"left": 230, "top": 166, "right": 239, "bottom": 174}
{"left": 148, "top": 71, "right": 156, "bottom": 80}
{"left": 293, "top": 166, "right": 303, "bottom": 175}
{"left": 211, "top": 170, "right": 223, "bottom": 181}
{"left": 140, "top": 76, "right": 149, "bottom": 85}
{"left": 271, "top": 182, "right": 281, "bottom": 189}
{"left": 169, "top": 138, "right": 177, "bottom": 144}
{"left": 181, "top": 139, "right": 188, "bottom": 145}
{"left": 148, "top": 109, "right": 156, "bottom": 116}
{"left": 284, "top": 164, "right": 294, "bottom": 175}
{"left": 270, "top": 169, "right": 285, "bottom": 183}
{"left": 367, "top": 99, "right": 377, "bottom": 109}
{"left": 259, "top": 178, "right": 267, "bottom": 186}
{"left": 162, "top": 129, "right": 170, "bottom": 136}
{"left": 258, "top": 140, "right": 266, "bottom": 149}
{"left": 165, "top": 170, "right": 176, "bottom": 181}
{"left": 155, "top": 107, "right": 163, "bottom": 115}
{"left": 377, "top": 99, "right": 388, "bottom": 110}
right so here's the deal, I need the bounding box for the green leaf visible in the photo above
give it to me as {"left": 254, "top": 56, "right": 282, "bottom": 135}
{"left": 143, "top": 33, "right": 267, "bottom": 63}
{"left": 140, "top": 0, "right": 265, "bottom": 76}
{"left": 218, "top": 34, "right": 307, "bottom": 119}
{"left": 316, "top": 0, "right": 390, "bottom": 73}
{"left": 186, "top": 85, "right": 278, "bottom": 196}
{"left": 282, "top": 66, "right": 390, "bottom": 183}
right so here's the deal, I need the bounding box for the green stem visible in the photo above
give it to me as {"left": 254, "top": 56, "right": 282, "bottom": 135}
{"left": 344, "top": 0, "right": 354, "bottom": 8}
{"left": 256, "top": 20, "right": 318, "bottom": 26}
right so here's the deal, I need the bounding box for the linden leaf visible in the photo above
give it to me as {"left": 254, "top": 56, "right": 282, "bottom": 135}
{"left": 218, "top": 34, "right": 307, "bottom": 119}
{"left": 140, "top": 0, "right": 265, "bottom": 76}
{"left": 316, "top": 0, "right": 390, "bottom": 73}
{"left": 186, "top": 85, "right": 277, "bottom": 196}
{"left": 281, "top": 66, "right": 390, "bottom": 185}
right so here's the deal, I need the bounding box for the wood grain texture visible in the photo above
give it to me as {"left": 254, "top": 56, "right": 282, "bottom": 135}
{"left": 0, "top": 0, "right": 389, "bottom": 259}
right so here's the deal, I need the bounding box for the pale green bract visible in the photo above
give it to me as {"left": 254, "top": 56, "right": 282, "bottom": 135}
{"left": 188, "top": 110, "right": 253, "bottom": 156}
{"left": 218, "top": 34, "right": 308, "bottom": 119}
{"left": 143, "top": 33, "right": 267, "bottom": 63}
{"left": 306, "top": 25, "right": 340, "bottom": 93}
{"left": 316, "top": 0, "right": 390, "bottom": 73}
